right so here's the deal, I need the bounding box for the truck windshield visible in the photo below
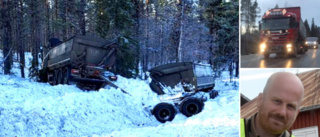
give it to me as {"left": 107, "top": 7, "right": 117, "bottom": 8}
{"left": 261, "top": 18, "right": 291, "bottom": 30}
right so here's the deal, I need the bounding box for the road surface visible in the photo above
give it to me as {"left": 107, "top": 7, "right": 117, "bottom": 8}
{"left": 241, "top": 48, "right": 320, "bottom": 68}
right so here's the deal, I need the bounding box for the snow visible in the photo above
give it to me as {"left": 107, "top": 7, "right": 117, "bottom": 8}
{"left": 0, "top": 52, "right": 239, "bottom": 137}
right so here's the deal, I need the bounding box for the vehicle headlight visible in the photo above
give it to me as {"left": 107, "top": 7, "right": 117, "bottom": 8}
{"left": 260, "top": 43, "right": 266, "bottom": 49}
{"left": 286, "top": 44, "right": 292, "bottom": 48}
{"left": 305, "top": 42, "right": 308, "bottom": 45}
{"left": 260, "top": 43, "right": 266, "bottom": 52}
{"left": 314, "top": 41, "right": 317, "bottom": 44}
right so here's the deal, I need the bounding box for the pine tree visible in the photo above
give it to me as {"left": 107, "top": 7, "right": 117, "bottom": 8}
{"left": 95, "top": 0, "right": 139, "bottom": 78}
{"left": 1, "top": 0, "right": 13, "bottom": 74}
{"left": 310, "top": 18, "right": 316, "bottom": 37}
{"left": 304, "top": 20, "right": 311, "bottom": 37}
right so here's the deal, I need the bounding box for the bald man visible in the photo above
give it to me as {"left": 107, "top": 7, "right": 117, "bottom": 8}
{"left": 241, "top": 72, "right": 305, "bottom": 137}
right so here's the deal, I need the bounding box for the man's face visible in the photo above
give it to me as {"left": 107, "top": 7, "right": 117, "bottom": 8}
{"left": 257, "top": 78, "right": 303, "bottom": 134}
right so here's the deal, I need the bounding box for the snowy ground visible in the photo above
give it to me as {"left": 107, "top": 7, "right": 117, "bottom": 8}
{"left": 0, "top": 52, "right": 239, "bottom": 137}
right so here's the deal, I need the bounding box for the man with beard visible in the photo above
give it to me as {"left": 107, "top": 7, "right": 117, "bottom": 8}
{"left": 241, "top": 72, "right": 304, "bottom": 137}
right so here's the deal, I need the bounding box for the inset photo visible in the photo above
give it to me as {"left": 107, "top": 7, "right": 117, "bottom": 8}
{"left": 240, "top": 68, "right": 320, "bottom": 137}
{"left": 241, "top": 0, "right": 320, "bottom": 68}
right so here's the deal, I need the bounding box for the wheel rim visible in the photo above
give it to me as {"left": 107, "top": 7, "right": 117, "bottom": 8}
{"left": 158, "top": 108, "right": 171, "bottom": 120}
{"left": 186, "top": 103, "right": 199, "bottom": 115}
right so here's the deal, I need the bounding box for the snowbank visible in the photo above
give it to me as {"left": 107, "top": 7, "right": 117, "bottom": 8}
{"left": 0, "top": 51, "right": 239, "bottom": 136}
{"left": 0, "top": 70, "right": 239, "bottom": 137}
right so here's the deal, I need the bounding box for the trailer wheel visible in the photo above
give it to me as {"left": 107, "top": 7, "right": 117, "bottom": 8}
{"left": 153, "top": 103, "right": 176, "bottom": 123}
{"left": 52, "top": 70, "right": 58, "bottom": 85}
{"left": 62, "top": 67, "right": 70, "bottom": 85}
{"left": 48, "top": 72, "right": 53, "bottom": 85}
{"left": 180, "top": 98, "right": 204, "bottom": 117}
{"left": 57, "top": 69, "right": 63, "bottom": 84}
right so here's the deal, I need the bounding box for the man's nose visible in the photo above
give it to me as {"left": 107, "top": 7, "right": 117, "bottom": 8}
{"left": 276, "top": 105, "right": 287, "bottom": 117}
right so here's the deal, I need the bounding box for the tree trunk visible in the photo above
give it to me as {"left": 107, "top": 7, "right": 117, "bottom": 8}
{"left": 160, "top": 24, "right": 164, "bottom": 65}
{"left": 143, "top": 3, "right": 150, "bottom": 79}
{"left": 18, "top": 0, "right": 25, "bottom": 78}
{"left": 1, "top": 0, "right": 13, "bottom": 74}
{"left": 61, "top": 0, "right": 67, "bottom": 40}
{"left": 177, "top": 1, "right": 185, "bottom": 62}
{"left": 54, "top": 0, "right": 58, "bottom": 37}
{"left": 79, "top": 0, "right": 86, "bottom": 35}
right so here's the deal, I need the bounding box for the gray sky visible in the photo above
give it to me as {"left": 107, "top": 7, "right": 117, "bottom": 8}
{"left": 256, "top": 0, "right": 320, "bottom": 26}
{"left": 240, "top": 68, "right": 315, "bottom": 100}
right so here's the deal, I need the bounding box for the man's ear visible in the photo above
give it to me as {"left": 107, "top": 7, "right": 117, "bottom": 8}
{"left": 257, "top": 93, "right": 263, "bottom": 109}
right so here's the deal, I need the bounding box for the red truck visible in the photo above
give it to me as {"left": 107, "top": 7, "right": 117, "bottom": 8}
{"left": 259, "top": 7, "right": 307, "bottom": 58}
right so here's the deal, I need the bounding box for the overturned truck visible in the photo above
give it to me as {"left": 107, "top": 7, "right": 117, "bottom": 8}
{"left": 39, "top": 35, "right": 117, "bottom": 90}
{"left": 149, "top": 62, "right": 217, "bottom": 123}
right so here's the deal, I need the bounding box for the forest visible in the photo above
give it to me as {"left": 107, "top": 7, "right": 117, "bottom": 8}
{"left": 0, "top": 0, "right": 239, "bottom": 79}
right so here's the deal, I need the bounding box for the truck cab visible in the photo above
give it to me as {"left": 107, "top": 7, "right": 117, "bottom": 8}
{"left": 259, "top": 7, "right": 307, "bottom": 58}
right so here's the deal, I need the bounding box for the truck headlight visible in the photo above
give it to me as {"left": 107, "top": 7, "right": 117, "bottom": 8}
{"left": 260, "top": 43, "right": 266, "bottom": 52}
{"left": 286, "top": 44, "right": 292, "bottom": 52}
{"left": 286, "top": 44, "right": 292, "bottom": 48}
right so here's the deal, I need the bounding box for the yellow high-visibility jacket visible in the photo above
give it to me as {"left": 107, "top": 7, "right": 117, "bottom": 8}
{"left": 240, "top": 119, "right": 295, "bottom": 137}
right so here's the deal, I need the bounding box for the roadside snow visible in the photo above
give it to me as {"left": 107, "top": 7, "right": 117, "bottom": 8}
{"left": 0, "top": 71, "right": 238, "bottom": 137}
{"left": 0, "top": 51, "right": 239, "bottom": 136}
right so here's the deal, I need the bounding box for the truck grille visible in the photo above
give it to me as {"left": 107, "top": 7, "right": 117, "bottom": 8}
{"left": 267, "top": 33, "right": 288, "bottom": 46}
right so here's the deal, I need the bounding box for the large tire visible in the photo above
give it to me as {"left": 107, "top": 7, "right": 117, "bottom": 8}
{"left": 48, "top": 72, "right": 54, "bottom": 85}
{"left": 153, "top": 103, "right": 176, "bottom": 123}
{"left": 57, "top": 69, "right": 63, "bottom": 85}
{"left": 179, "top": 97, "right": 204, "bottom": 117}
{"left": 52, "top": 70, "right": 58, "bottom": 85}
{"left": 62, "top": 67, "right": 70, "bottom": 85}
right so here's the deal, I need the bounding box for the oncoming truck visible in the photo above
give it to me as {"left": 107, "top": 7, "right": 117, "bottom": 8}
{"left": 259, "top": 7, "right": 307, "bottom": 58}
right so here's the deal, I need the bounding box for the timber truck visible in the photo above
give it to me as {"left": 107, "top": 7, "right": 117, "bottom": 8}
{"left": 259, "top": 7, "right": 307, "bottom": 58}
{"left": 39, "top": 35, "right": 117, "bottom": 90}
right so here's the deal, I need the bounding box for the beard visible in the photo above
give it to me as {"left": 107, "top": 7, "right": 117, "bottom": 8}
{"left": 259, "top": 111, "right": 289, "bottom": 134}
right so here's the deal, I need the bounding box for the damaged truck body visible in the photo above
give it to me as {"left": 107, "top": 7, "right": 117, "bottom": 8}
{"left": 39, "top": 35, "right": 117, "bottom": 90}
{"left": 149, "top": 62, "right": 217, "bottom": 123}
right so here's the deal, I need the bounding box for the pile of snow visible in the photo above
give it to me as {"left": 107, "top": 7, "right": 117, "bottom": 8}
{"left": 0, "top": 51, "right": 239, "bottom": 136}
{"left": 0, "top": 72, "right": 239, "bottom": 137}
